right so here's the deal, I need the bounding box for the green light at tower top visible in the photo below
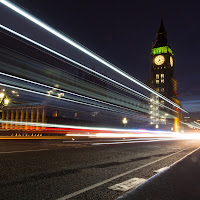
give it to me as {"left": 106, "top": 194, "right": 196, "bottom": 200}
{"left": 152, "top": 46, "right": 173, "bottom": 55}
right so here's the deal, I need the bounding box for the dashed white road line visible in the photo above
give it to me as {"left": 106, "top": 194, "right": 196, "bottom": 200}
{"left": 154, "top": 166, "right": 169, "bottom": 173}
{"left": 0, "top": 149, "right": 49, "bottom": 154}
{"left": 109, "top": 167, "right": 169, "bottom": 192}
{"left": 108, "top": 177, "right": 146, "bottom": 192}
{"left": 56, "top": 146, "right": 194, "bottom": 200}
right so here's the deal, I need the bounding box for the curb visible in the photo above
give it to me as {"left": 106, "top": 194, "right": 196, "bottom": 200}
{"left": 117, "top": 146, "right": 200, "bottom": 200}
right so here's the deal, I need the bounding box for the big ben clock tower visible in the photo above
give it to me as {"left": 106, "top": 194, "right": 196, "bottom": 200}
{"left": 150, "top": 19, "right": 181, "bottom": 131}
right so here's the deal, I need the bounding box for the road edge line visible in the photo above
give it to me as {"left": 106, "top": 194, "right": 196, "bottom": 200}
{"left": 117, "top": 146, "right": 200, "bottom": 199}
{"left": 56, "top": 146, "right": 193, "bottom": 200}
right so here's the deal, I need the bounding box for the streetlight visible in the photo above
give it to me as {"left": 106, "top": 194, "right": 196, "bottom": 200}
{"left": 122, "top": 117, "right": 128, "bottom": 128}
{"left": 4, "top": 98, "right": 9, "bottom": 106}
{"left": 0, "top": 92, "right": 9, "bottom": 121}
{"left": 0, "top": 93, "right": 9, "bottom": 109}
{"left": 155, "top": 124, "right": 159, "bottom": 129}
{"left": 0, "top": 93, "right": 5, "bottom": 99}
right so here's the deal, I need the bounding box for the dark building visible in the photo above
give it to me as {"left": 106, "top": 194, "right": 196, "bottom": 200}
{"left": 149, "top": 19, "right": 181, "bottom": 131}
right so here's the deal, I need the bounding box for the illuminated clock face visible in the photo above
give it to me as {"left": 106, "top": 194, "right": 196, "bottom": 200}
{"left": 154, "top": 55, "right": 165, "bottom": 65}
{"left": 170, "top": 56, "right": 173, "bottom": 67}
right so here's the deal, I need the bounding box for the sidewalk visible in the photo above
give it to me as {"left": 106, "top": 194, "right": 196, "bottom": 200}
{"left": 118, "top": 147, "right": 200, "bottom": 200}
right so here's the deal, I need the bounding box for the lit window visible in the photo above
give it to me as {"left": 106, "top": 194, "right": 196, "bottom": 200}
{"left": 161, "top": 88, "right": 164, "bottom": 92}
{"left": 156, "top": 74, "right": 159, "bottom": 79}
{"left": 161, "top": 100, "right": 164, "bottom": 104}
{"left": 156, "top": 80, "right": 159, "bottom": 84}
{"left": 156, "top": 88, "right": 159, "bottom": 92}
{"left": 161, "top": 74, "right": 164, "bottom": 78}
{"left": 161, "top": 79, "right": 164, "bottom": 83}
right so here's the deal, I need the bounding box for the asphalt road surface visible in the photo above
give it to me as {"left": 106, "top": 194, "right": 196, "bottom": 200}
{"left": 0, "top": 137, "right": 199, "bottom": 200}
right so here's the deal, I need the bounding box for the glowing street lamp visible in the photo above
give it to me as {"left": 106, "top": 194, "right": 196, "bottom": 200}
{"left": 4, "top": 98, "right": 9, "bottom": 106}
{"left": 155, "top": 124, "right": 159, "bottom": 129}
{"left": 0, "top": 92, "right": 10, "bottom": 120}
{"left": 0, "top": 93, "right": 5, "bottom": 99}
{"left": 122, "top": 117, "right": 128, "bottom": 128}
{"left": 0, "top": 93, "right": 9, "bottom": 108}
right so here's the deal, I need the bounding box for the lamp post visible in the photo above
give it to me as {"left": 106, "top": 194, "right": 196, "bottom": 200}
{"left": 122, "top": 117, "right": 128, "bottom": 128}
{"left": 0, "top": 92, "right": 10, "bottom": 117}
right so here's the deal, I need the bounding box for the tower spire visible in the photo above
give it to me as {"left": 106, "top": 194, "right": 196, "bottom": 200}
{"left": 157, "top": 18, "right": 166, "bottom": 34}
{"left": 153, "top": 18, "right": 168, "bottom": 48}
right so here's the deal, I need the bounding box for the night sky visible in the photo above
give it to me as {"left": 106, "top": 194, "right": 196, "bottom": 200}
{"left": 2, "top": 0, "right": 200, "bottom": 113}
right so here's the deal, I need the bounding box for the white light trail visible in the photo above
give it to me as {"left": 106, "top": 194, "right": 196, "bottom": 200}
{"left": 181, "top": 121, "right": 200, "bottom": 130}
{"left": 0, "top": 25, "right": 147, "bottom": 100}
{"left": 0, "top": 82, "right": 151, "bottom": 118}
{"left": 2, "top": 120, "right": 200, "bottom": 139}
{"left": 0, "top": 119, "right": 171, "bottom": 133}
{"left": 0, "top": 0, "right": 187, "bottom": 113}
{"left": 194, "top": 121, "right": 200, "bottom": 126}
{"left": 0, "top": 25, "right": 178, "bottom": 114}
{"left": 0, "top": 72, "right": 177, "bottom": 119}
{"left": 92, "top": 139, "right": 178, "bottom": 145}
{"left": 0, "top": 72, "right": 149, "bottom": 115}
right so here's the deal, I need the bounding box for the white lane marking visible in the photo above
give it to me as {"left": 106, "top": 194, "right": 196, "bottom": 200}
{"left": 56, "top": 146, "right": 193, "bottom": 200}
{"left": 92, "top": 138, "right": 178, "bottom": 145}
{"left": 116, "top": 146, "right": 200, "bottom": 199}
{"left": 108, "top": 177, "right": 146, "bottom": 192}
{"left": 153, "top": 166, "right": 169, "bottom": 173}
{"left": 0, "top": 149, "right": 49, "bottom": 154}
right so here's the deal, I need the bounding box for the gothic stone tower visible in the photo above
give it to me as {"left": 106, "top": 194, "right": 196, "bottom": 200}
{"left": 150, "top": 19, "right": 181, "bottom": 131}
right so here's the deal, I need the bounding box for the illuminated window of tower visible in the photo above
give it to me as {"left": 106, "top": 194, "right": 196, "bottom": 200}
{"left": 156, "top": 80, "right": 159, "bottom": 84}
{"left": 161, "top": 88, "right": 164, "bottom": 92}
{"left": 161, "top": 74, "right": 164, "bottom": 83}
{"left": 156, "top": 74, "right": 159, "bottom": 79}
{"left": 156, "top": 88, "right": 159, "bottom": 92}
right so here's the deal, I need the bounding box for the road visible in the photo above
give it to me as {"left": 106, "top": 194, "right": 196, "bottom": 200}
{"left": 0, "top": 137, "right": 199, "bottom": 200}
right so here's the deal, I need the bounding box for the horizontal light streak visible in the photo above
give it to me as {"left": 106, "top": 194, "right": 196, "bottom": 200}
{"left": 181, "top": 121, "right": 200, "bottom": 130}
{"left": 0, "top": 0, "right": 187, "bottom": 112}
{"left": 0, "top": 82, "right": 142, "bottom": 116}
{"left": 0, "top": 120, "right": 175, "bottom": 134}
{"left": 0, "top": 25, "right": 147, "bottom": 100}
{"left": 3, "top": 120, "right": 200, "bottom": 139}
{"left": 92, "top": 139, "right": 178, "bottom": 145}
{"left": 0, "top": 72, "right": 150, "bottom": 116}
{"left": 0, "top": 72, "right": 177, "bottom": 119}
{"left": 0, "top": 25, "right": 178, "bottom": 114}
{"left": 63, "top": 138, "right": 162, "bottom": 143}
{"left": 193, "top": 121, "right": 200, "bottom": 126}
